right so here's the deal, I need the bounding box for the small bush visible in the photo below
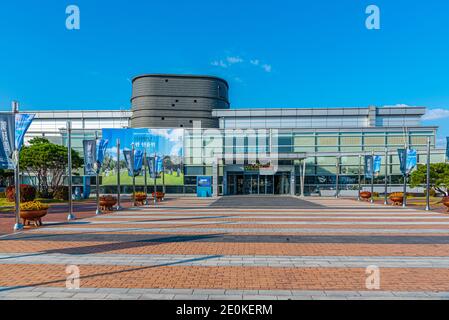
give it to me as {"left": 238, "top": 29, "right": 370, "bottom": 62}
{"left": 0, "top": 191, "right": 6, "bottom": 199}
{"left": 37, "top": 191, "right": 54, "bottom": 199}
{"left": 53, "top": 186, "right": 69, "bottom": 201}
{"left": 6, "top": 185, "right": 37, "bottom": 202}
{"left": 373, "top": 192, "right": 380, "bottom": 198}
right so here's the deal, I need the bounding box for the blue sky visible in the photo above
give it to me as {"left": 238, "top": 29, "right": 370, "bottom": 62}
{"left": 0, "top": 1, "right": 448, "bottom": 144}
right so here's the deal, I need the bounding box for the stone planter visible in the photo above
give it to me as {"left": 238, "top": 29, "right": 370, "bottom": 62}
{"left": 360, "top": 191, "right": 372, "bottom": 201}
{"left": 20, "top": 209, "right": 48, "bottom": 227}
{"left": 389, "top": 193, "right": 405, "bottom": 206}
{"left": 152, "top": 192, "right": 165, "bottom": 202}
{"left": 99, "top": 197, "right": 117, "bottom": 211}
{"left": 134, "top": 194, "right": 147, "bottom": 206}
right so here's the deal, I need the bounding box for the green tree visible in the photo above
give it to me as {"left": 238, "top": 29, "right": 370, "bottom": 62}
{"left": 410, "top": 163, "right": 449, "bottom": 196}
{"left": 19, "top": 137, "right": 83, "bottom": 197}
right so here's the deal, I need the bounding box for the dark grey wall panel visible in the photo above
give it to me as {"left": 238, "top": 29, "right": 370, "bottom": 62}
{"left": 131, "top": 74, "right": 230, "bottom": 128}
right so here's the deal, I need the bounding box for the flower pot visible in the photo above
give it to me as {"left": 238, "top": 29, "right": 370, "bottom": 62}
{"left": 389, "top": 193, "right": 405, "bottom": 206}
{"left": 134, "top": 194, "right": 147, "bottom": 206}
{"left": 20, "top": 209, "right": 48, "bottom": 227}
{"left": 152, "top": 192, "right": 165, "bottom": 202}
{"left": 99, "top": 197, "right": 117, "bottom": 211}
{"left": 360, "top": 191, "right": 371, "bottom": 201}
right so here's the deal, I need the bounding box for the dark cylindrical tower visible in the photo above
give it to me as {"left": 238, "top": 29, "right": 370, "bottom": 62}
{"left": 131, "top": 74, "right": 230, "bottom": 128}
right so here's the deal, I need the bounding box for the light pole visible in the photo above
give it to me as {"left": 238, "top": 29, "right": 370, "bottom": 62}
{"left": 335, "top": 156, "right": 340, "bottom": 198}
{"left": 425, "top": 136, "right": 431, "bottom": 211}
{"left": 370, "top": 150, "right": 374, "bottom": 204}
{"left": 144, "top": 150, "right": 148, "bottom": 205}
{"left": 12, "top": 101, "right": 23, "bottom": 231}
{"left": 357, "top": 154, "right": 362, "bottom": 201}
{"left": 131, "top": 143, "right": 136, "bottom": 206}
{"left": 116, "top": 138, "right": 122, "bottom": 211}
{"left": 384, "top": 147, "right": 388, "bottom": 205}
{"left": 95, "top": 131, "right": 101, "bottom": 215}
{"left": 153, "top": 153, "right": 157, "bottom": 205}
{"left": 67, "top": 121, "right": 75, "bottom": 221}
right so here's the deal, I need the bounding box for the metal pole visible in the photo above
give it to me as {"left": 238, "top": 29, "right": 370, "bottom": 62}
{"left": 425, "top": 136, "right": 431, "bottom": 211}
{"left": 12, "top": 101, "right": 23, "bottom": 231}
{"left": 162, "top": 162, "right": 166, "bottom": 200}
{"left": 67, "top": 121, "right": 75, "bottom": 221}
{"left": 95, "top": 131, "right": 101, "bottom": 215}
{"left": 132, "top": 143, "right": 136, "bottom": 206}
{"left": 357, "top": 154, "right": 362, "bottom": 201}
{"left": 403, "top": 150, "right": 408, "bottom": 208}
{"left": 153, "top": 153, "right": 157, "bottom": 205}
{"left": 301, "top": 159, "right": 306, "bottom": 197}
{"left": 384, "top": 147, "right": 388, "bottom": 205}
{"left": 335, "top": 156, "right": 339, "bottom": 198}
{"left": 370, "top": 151, "right": 375, "bottom": 204}
{"left": 116, "top": 138, "right": 122, "bottom": 211}
{"left": 144, "top": 150, "right": 148, "bottom": 205}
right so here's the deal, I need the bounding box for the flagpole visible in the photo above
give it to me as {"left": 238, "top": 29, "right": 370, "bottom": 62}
{"left": 357, "top": 154, "right": 361, "bottom": 201}
{"left": 370, "top": 150, "right": 374, "bottom": 204}
{"left": 425, "top": 136, "right": 431, "bottom": 211}
{"left": 403, "top": 131, "right": 408, "bottom": 208}
{"left": 95, "top": 131, "right": 101, "bottom": 215}
{"left": 132, "top": 143, "right": 136, "bottom": 206}
{"left": 335, "top": 156, "right": 339, "bottom": 198}
{"left": 116, "top": 138, "right": 122, "bottom": 211}
{"left": 67, "top": 120, "right": 75, "bottom": 221}
{"left": 154, "top": 153, "right": 157, "bottom": 205}
{"left": 12, "top": 101, "right": 23, "bottom": 231}
{"left": 144, "top": 150, "right": 148, "bottom": 205}
{"left": 384, "top": 147, "right": 388, "bottom": 205}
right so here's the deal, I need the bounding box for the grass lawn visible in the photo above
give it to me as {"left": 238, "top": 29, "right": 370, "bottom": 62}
{"left": 102, "top": 171, "right": 184, "bottom": 186}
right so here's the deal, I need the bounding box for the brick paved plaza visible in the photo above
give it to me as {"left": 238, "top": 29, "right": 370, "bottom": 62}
{"left": 1, "top": 196, "right": 449, "bottom": 300}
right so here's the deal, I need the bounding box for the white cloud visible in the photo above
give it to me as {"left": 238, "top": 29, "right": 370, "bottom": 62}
{"left": 261, "top": 64, "right": 272, "bottom": 73}
{"left": 211, "top": 60, "right": 228, "bottom": 68}
{"left": 226, "top": 56, "right": 243, "bottom": 65}
{"left": 250, "top": 59, "right": 260, "bottom": 66}
{"left": 422, "top": 108, "right": 449, "bottom": 121}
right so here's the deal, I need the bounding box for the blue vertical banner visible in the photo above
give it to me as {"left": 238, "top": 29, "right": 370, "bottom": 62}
{"left": 147, "top": 155, "right": 163, "bottom": 179}
{"left": 398, "top": 149, "right": 406, "bottom": 175}
{"left": 123, "top": 150, "right": 133, "bottom": 177}
{"left": 364, "top": 155, "right": 374, "bottom": 179}
{"left": 406, "top": 149, "right": 417, "bottom": 175}
{"left": 133, "top": 150, "right": 144, "bottom": 176}
{"left": 398, "top": 148, "right": 417, "bottom": 175}
{"left": 83, "top": 140, "right": 97, "bottom": 176}
{"left": 373, "top": 155, "right": 382, "bottom": 175}
{"left": 446, "top": 137, "right": 449, "bottom": 160}
{"left": 15, "top": 113, "right": 34, "bottom": 150}
{"left": 95, "top": 139, "right": 109, "bottom": 172}
{"left": 0, "top": 114, "right": 15, "bottom": 169}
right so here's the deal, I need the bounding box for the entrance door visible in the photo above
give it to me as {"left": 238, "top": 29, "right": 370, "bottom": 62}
{"left": 243, "top": 174, "right": 258, "bottom": 194}
{"left": 274, "top": 172, "right": 290, "bottom": 194}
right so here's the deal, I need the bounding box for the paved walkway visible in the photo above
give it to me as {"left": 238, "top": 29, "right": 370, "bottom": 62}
{"left": 1, "top": 196, "right": 449, "bottom": 300}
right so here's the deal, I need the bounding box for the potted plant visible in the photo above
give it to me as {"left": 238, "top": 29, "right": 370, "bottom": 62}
{"left": 20, "top": 201, "right": 49, "bottom": 227}
{"left": 152, "top": 191, "right": 165, "bottom": 202}
{"left": 99, "top": 195, "right": 117, "bottom": 211}
{"left": 133, "top": 192, "right": 147, "bottom": 205}
{"left": 389, "top": 192, "right": 406, "bottom": 206}
{"left": 360, "top": 191, "right": 371, "bottom": 201}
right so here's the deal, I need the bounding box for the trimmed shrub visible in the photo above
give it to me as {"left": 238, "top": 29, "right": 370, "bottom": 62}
{"left": 0, "top": 191, "right": 6, "bottom": 199}
{"left": 5, "top": 185, "right": 37, "bottom": 202}
{"left": 53, "top": 186, "right": 69, "bottom": 201}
